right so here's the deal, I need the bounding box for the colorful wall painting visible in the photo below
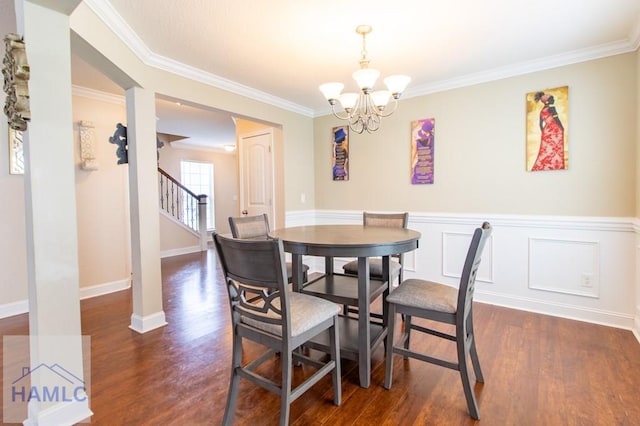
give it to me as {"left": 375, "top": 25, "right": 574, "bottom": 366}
{"left": 332, "top": 125, "right": 349, "bottom": 180}
{"left": 526, "top": 86, "right": 569, "bottom": 171}
{"left": 411, "top": 118, "right": 435, "bottom": 184}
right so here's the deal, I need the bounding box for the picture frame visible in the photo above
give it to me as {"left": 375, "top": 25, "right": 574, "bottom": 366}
{"left": 526, "top": 86, "right": 568, "bottom": 171}
{"left": 331, "top": 125, "right": 349, "bottom": 181}
{"left": 8, "top": 127, "right": 24, "bottom": 175}
{"left": 411, "top": 118, "right": 435, "bottom": 184}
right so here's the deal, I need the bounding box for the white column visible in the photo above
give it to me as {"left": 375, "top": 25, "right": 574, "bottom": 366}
{"left": 125, "top": 87, "right": 167, "bottom": 333}
{"left": 15, "top": 0, "right": 92, "bottom": 424}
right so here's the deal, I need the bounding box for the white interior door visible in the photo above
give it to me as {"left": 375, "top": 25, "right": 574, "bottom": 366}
{"left": 238, "top": 129, "right": 276, "bottom": 228}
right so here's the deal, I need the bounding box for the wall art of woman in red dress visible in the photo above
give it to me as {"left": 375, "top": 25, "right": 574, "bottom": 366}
{"left": 530, "top": 91, "right": 566, "bottom": 171}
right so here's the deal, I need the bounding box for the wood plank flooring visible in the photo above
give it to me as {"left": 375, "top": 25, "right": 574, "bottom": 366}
{"left": 1, "top": 248, "right": 639, "bottom": 425}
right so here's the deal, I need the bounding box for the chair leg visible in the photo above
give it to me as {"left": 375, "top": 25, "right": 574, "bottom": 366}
{"left": 222, "top": 335, "right": 242, "bottom": 426}
{"left": 329, "top": 317, "right": 342, "bottom": 405}
{"left": 280, "top": 349, "right": 293, "bottom": 425}
{"left": 457, "top": 335, "right": 480, "bottom": 420}
{"left": 403, "top": 315, "right": 412, "bottom": 359}
{"left": 468, "top": 312, "right": 484, "bottom": 383}
{"left": 384, "top": 302, "right": 397, "bottom": 389}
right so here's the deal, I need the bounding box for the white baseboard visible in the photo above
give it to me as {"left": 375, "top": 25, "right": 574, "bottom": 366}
{"left": 0, "top": 278, "right": 132, "bottom": 319}
{"left": 160, "top": 245, "right": 203, "bottom": 258}
{"left": 476, "top": 290, "right": 635, "bottom": 330}
{"left": 289, "top": 210, "right": 640, "bottom": 344}
{"left": 129, "top": 311, "right": 168, "bottom": 334}
{"left": 0, "top": 299, "right": 29, "bottom": 319}
{"left": 79, "top": 278, "right": 131, "bottom": 300}
{"left": 24, "top": 398, "right": 93, "bottom": 426}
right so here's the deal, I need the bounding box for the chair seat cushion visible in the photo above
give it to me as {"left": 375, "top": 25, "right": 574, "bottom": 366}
{"left": 342, "top": 258, "right": 400, "bottom": 278}
{"left": 285, "top": 262, "right": 310, "bottom": 277}
{"left": 386, "top": 279, "right": 458, "bottom": 313}
{"left": 242, "top": 292, "right": 340, "bottom": 337}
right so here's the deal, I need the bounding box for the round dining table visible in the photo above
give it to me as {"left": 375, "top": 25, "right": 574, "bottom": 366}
{"left": 270, "top": 224, "right": 421, "bottom": 388}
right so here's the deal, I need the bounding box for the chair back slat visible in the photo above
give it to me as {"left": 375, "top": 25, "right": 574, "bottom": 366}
{"left": 228, "top": 214, "right": 270, "bottom": 239}
{"left": 363, "top": 212, "right": 408, "bottom": 228}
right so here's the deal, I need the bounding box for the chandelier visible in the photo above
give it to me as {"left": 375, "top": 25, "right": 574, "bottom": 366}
{"left": 319, "top": 25, "right": 410, "bottom": 134}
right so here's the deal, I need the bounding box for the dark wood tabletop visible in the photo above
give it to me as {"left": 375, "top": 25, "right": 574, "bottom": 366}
{"left": 270, "top": 224, "right": 421, "bottom": 258}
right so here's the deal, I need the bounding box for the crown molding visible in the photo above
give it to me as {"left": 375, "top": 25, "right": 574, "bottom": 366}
{"left": 82, "top": 0, "right": 640, "bottom": 118}
{"left": 72, "top": 84, "right": 124, "bottom": 104}
{"left": 405, "top": 38, "right": 638, "bottom": 100}
{"left": 82, "top": 0, "right": 314, "bottom": 118}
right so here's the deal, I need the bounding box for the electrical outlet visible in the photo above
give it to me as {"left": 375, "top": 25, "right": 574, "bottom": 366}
{"left": 581, "top": 273, "right": 593, "bottom": 288}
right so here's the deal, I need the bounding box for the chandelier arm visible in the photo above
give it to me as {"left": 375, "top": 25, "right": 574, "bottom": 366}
{"left": 329, "top": 103, "right": 352, "bottom": 121}
{"left": 375, "top": 98, "right": 400, "bottom": 118}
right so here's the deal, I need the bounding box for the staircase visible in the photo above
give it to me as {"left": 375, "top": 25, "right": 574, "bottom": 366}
{"left": 158, "top": 167, "right": 208, "bottom": 251}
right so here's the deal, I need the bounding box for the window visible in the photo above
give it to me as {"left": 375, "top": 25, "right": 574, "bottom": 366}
{"left": 180, "top": 160, "right": 215, "bottom": 230}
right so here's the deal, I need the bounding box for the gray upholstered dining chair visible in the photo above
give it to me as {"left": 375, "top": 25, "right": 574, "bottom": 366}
{"left": 342, "top": 212, "right": 409, "bottom": 285}
{"left": 229, "top": 214, "right": 309, "bottom": 283}
{"left": 384, "top": 222, "right": 492, "bottom": 420}
{"left": 213, "top": 233, "right": 342, "bottom": 425}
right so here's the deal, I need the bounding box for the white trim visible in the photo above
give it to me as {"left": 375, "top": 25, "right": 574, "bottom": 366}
{"left": 81, "top": 0, "right": 639, "bottom": 119}
{"left": 129, "top": 311, "right": 168, "bottom": 334}
{"left": 289, "top": 210, "right": 639, "bottom": 342}
{"left": 24, "top": 397, "right": 92, "bottom": 426}
{"left": 160, "top": 245, "right": 202, "bottom": 258}
{"left": 159, "top": 210, "right": 199, "bottom": 237}
{"left": 82, "top": 0, "right": 314, "bottom": 117}
{"left": 0, "top": 279, "right": 132, "bottom": 319}
{"left": 72, "top": 85, "right": 124, "bottom": 105}
{"left": 475, "top": 291, "right": 635, "bottom": 331}
{"left": 0, "top": 299, "right": 29, "bottom": 319}
{"left": 405, "top": 39, "right": 637, "bottom": 101}
{"left": 79, "top": 278, "right": 131, "bottom": 300}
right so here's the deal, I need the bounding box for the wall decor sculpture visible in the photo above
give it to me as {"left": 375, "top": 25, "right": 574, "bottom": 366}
{"left": 332, "top": 125, "right": 349, "bottom": 181}
{"left": 2, "top": 33, "right": 30, "bottom": 131}
{"left": 79, "top": 120, "right": 98, "bottom": 170}
{"left": 411, "top": 118, "right": 435, "bottom": 184}
{"left": 109, "top": 123, "right": 128, "bottom": 164}
{"left": 526, "top": 86, "right": 568, "bottom": 171}
{"left": 108, "top": 123, "right": 165, "bottom": 165}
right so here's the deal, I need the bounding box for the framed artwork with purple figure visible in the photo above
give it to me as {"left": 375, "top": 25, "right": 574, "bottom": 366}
{"left": 411, "top": 118, "right": 435, "bottom": 184}
{"left": 332, "top": 125, "right": 349, "bottom": 181}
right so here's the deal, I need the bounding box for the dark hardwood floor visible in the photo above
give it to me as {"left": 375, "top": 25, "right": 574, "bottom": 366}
{"left": 2, "top": 248, "right": 640, "bottom": 425}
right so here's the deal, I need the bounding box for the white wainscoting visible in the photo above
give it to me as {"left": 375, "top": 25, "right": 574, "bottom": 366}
{"left": 287, "top": 210, "right": 638, "bottom": 340}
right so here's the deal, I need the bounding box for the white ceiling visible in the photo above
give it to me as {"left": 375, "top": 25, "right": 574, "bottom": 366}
{"left": 10, "top": 0, "right": 640, "bottom": 149}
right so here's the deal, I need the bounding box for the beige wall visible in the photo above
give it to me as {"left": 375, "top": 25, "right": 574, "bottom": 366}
{"left": 70, "top": 2, "right": 316, "bottom": 214}
{"left": 158, "top": 144, "right": 238, "bottom": 234}
{"left": 637, "top": 48, "right": 640, "bottom": 218}
{"left": 314, "top": 53, "right": 637, "bottom": 217}
{"left": 0, "top": 119, "right": 28, "bottom": 304}
{"left": 72, "top": 95, "right": 131, "bottom": 288}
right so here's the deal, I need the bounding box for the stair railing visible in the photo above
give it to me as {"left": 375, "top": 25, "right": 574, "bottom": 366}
{"left": 158, "top": 167, "right": 208, "bottom": 251}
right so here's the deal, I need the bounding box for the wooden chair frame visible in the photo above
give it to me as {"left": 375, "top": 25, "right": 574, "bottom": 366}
{"left": 384, "top": 222, "right": 492, "bottom": 420}
{"left": 214, "top": 233, "right": 341, "bottom": 425}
